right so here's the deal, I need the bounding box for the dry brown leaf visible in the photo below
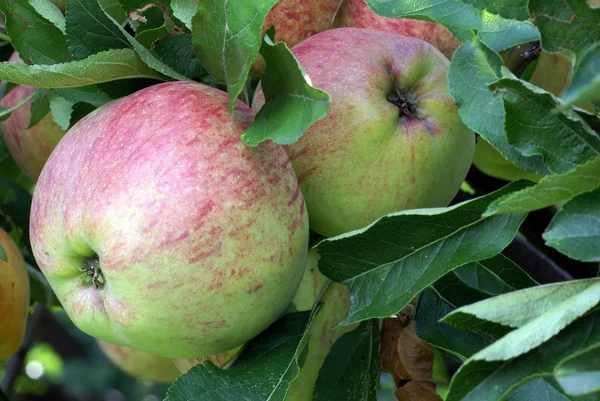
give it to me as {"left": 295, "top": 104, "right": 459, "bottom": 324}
{"left": 380, "top": 305, "right": 442, "bottom": 401}
{"left": 398, "top": 321, "right": 435, "bottom": 388}
{"left": 381, "top": 316, "right": 410, "bottom": 379}
{"left": 396, "top": 380, "right": 442, "bottom": 401}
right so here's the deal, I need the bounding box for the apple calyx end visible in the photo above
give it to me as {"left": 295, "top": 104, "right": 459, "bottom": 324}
{"left": 79, "top": 256, "right": 105, "bottom": 289}
{"left": 387, "top": 90, "right": 418, "bottom": 120}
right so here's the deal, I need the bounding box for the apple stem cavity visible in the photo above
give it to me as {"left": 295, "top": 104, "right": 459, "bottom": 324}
{"left": 387, "top": 89, "right": 418, "bottom": 120}
{"left": 79, "top": 256, "right": 105, "bottom": 289}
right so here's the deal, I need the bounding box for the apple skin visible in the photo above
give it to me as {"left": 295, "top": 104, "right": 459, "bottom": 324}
{"left": 335, "top": 0, "right": 461, "bottom": 59}
{"left": 254, "top": 28, "right": 474, "bottom": 237}
{"left": 0, "top": 52, "right": 66, "bottom": 182}
{"left": 0, "top": 228, "right": 30, "bottom": 362}
{"left": 251, "top": 0, "right": 344, "bottom": 77}
{"left": 97, "top": 340, "right": 180, "bottom": 383}
{"left": 30, "top": 81, "right": 309, "bottom": 358}
{"left": 529, "top": 51, "right": 572, "bottom": 98}
{"left": 172, "top": 249, "right": 356, "bottom": 400}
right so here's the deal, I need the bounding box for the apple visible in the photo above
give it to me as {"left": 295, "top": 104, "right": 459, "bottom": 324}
{"left": 30, "top": 81, "right": 309, "bottom": 358}
{"left": 97, "top": 340, "right": 180, "bottom": 383}
{"left": 529, "top": 51, "right": 572, "bottom": 98}
{"left": 335, "top": 0, "right": 461, "bottom": 59}
{"left": 0, "top": 52, "right": 66, "bottom": 182}
{"left": 253, "top": 28, "right": 474, "bottom": 237}
{"left": 0, "top": 228, "right": 30, "bottom": 361}
{"left": 251, "top": 0, "right": 344, "bottom": 77}
{"left": 173, "top": 249, "right": 356, "bottom": 400}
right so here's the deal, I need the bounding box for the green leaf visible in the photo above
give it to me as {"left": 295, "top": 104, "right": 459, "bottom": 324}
{"left": 365, "top": 0, "right": 539, "bottom": 52}
{"left": 416, "top": 287, "right": 495, "bottom": 360}
{"left": 0, "top": 48, "right": 164, "bottom": 87}
{"left": 242, "top": 31, "right": 330, "bottom": 146}
{"left": 27, "top": 88, "right": 51, "bottom": 128}
{"left": 48, "top": 91, "right": 74, "bottom": 130}
{"left": 443, "top": 278, "right": 600, "bottom": 361}
{"left": 313, "top": 320, "right": 380, "bottom": 401}
{"left": 51, "top": 85, "right": 114, "bottom": 107}
{"left": 461, "top": 0, "right": 530, "bottom": 20}
{"left": 446, "top": 311, "right": 600, "bottom": 401}
{"left": 44, "top": 85, "right": 112, "bottom": 129}
{"left": 316, "top": 181, "right": 530, "bottom": 327}
{"left": 165, "top": 311, "right": 314, "bottom": 401}
{"left": 65, "top": 0, "right": 130, "bottom": 60}
{"left": 0, "top": 243, "right": 6, "bottom": 262}
{"left": 191, "top": 0, "right": 278, "bottom": 112}
{"left": 452, "top": 254, "right": 538, "bottom": 296}
{"left": 27, "top": 263, "right": 59, "bottom": 307}
{"left": 29, "top": 0, "right": 66, "bottom": 33}
{"left": 507, "top": 379, "right": 571, "bottom": 401}
{"left": 98, "top": 0, "right": 127, "bottom": 25}
{"left": 529, "top": 0, "right": 600, "bottom": 55}
{"left": 153, "top": 34, "right": 205, "bottom": 80}
{"left": 543, "top": 187, "right": 600, "bottom": 262}
{"left": 449, "top": 35, "right": 549, "bottom": 177}
{"left": 485, "top": 157, "right": 600, "bottom": 216}
{"left": 0, "top": 178, "right": 33, "bottom": 256}
{"left": 555, "top": 345, "right": 600, "bottom": 396}
{"left": 472, "top": 137, "right": 542, "bottom": 183}
{"left": 0, "top": 135, "right": 34, "bottom": 201}
{"left": 0, "top": 0, "right": 70, "bottom": 64}
{"left": 171, "top": 0, "right": 196, "bottom": 30}
{"left": 491, "top": 78, "right": 600, "bottom": 174}
{"left": 563, "top": 42, "right": 600, "bottom": 107}
{"left": 0, "top": 88, "right": 36, "bottom": 120}
{"left": 117, "top": 0, "right": 168, "bottom": 13}
{"left": 416, "top": 255, "right": 537, "bottom": 359}
{"left": 445, "top": 278, "right": 600, "bottom": 330}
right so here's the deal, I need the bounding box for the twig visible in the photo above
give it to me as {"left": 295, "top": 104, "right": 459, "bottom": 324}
{"left": 1, "top": 304, "right": 46, "bottom": 396}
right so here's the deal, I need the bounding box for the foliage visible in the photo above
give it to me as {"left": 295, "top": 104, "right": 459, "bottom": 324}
{"left": 0, "top": 1, "right": 598, "bottom": 401}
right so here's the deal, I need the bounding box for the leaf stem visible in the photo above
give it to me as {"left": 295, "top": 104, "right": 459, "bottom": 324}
{"left": 0, "top": 90, "right": 36, "bottom": 120}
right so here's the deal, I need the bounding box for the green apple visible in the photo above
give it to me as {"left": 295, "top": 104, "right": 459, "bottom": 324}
{"left": 97, "top": 340, "right": 180, "bottom": 383}
{"left": 254, "top": 28, "right": 474, "bottom": 237}
{"left": 30, "top": 82, "right": 309, "bottom": 358}
{"left": 529, "top": 51, "right": 572, "bottom": 97}
{"left": 0, "top": 52, "right": 66, "bottom": 182}
{"left": 335, "top": 0, "right": 461, "bottom": 59}
{"left": 285, "top": 249, "right": 357, "bottom": 401}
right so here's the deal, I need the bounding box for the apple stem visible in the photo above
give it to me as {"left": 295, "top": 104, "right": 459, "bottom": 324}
{"left": 387, "top": 90, "right": 418, "bottom": 119}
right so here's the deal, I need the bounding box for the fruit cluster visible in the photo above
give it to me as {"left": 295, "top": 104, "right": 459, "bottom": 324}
{"left": 1, "top": 0, "right": 475, "bottom": 394}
